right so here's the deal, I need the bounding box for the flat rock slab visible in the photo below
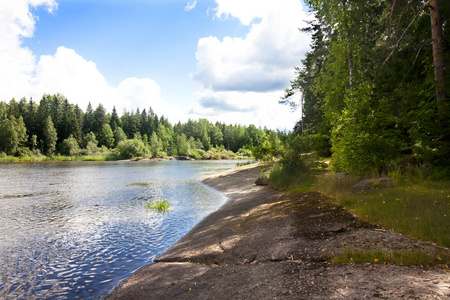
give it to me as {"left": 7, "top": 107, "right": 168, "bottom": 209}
{"left": 108, "top": 262, "right": 449, "bottom": 300}
{"left": 106, "top": 166, "right": 450, "bottom": 299}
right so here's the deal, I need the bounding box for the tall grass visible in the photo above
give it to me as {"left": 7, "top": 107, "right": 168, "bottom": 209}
{"left": 268, "top": 154, "right": 323, "bottom": 193}
{"left": 317, "top": 173, "right": 450, "bottom": 248}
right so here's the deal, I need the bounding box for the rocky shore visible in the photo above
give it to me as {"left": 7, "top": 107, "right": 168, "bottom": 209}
{"left": 106, "top": 166, "right": 449, "bottom": 299}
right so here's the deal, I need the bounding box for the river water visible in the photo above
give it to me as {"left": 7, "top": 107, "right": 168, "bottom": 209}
{"left": 0, "top": 160, "right": 241, "bottom": 299}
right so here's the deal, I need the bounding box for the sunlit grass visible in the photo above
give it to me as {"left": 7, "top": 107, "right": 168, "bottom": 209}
{"left": 317, "top": 173, "right": 450, "bottom": 248}
{"left": 268, "top": 157, "right": 450, "bottom": 248}
{"left": 235, "top": 160, "right": 257, "bottom": 168}
{"left": 146, "top": 200, "right": 170, "bottom": 212}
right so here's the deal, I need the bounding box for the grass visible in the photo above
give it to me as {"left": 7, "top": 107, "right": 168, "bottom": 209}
{"left": 317, "top": 173, "right": 450, "bottom": 248}
{"left": 331, "top": 249, "right": 450, "bottom": 267}
{"left": 268, "top": 156, "right": 450, "bottom": 251}
{"left": 0, "top": 153, "right": 113, "bottom": 162}
{"left": 235, "top": 160, "right": 257, "bottom": 167}
{"left": 146, "top": 200, "right": 170, "bottom": 212}
{"left": 268, "top": 154, "right": 327, "bottom": 193}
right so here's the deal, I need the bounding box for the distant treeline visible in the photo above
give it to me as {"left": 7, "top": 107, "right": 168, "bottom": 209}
{"left": 0, "top": 94, "right": 283, "bottom": 159}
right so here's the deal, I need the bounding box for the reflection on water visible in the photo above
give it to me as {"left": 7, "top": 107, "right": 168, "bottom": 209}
{"left": 0, "top": 160, "right": 239, "bottom": 299}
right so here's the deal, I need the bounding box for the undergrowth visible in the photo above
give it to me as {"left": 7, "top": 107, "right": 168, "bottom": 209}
{"left": 317, "top": 173, "right": 450, "bottom": 248}
{"left": 268, "top": 156, "right": 450, "bottom": 249}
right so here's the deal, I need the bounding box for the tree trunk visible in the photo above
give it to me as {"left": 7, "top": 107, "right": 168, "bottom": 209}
{"left": 430, "top": 0, "right": 447, "bottom": 127}
{"left": 342, "top": 0, "right": 354, "bottom": 92}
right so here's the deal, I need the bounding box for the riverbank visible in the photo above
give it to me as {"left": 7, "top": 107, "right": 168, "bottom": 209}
{"left": 106, "top": 165, "right": 449, "bottom": 299}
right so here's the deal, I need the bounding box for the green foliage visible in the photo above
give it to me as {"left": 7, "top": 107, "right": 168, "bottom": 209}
{"left": 284, "top": 0, "right": 450, "bottom": 175}
{"left": 268, "top": 134, "right": 311, "bottom": 190}
{"left": 146, "top": 200, "right": 170, "bottom": 212}
{"left": 83, "top": 131, "right": 99, "bottom": 155}
{"left": 113, "top": 127, "right": 127, "bottom": 146}
{"left": 310, "top": 134, "right": 331, "bottom": 157}
{"left": 116, "top": 139, "right": 147, "bottom": 159}
{"left": 236, "top": 147, "right": 253, "bottom": 158}
{"left": 42, "top": 116, "right": 57, "bottom": 155}
{"left": 60, "top": 135, "right": 81, "bottom": 156}
{"left": 0, "top": 116, "right": 27, "bottom": 155}
{"left": 98, "top": 124, "right": 115, "bottom": 148}
{"left": 318, "top": 173, "right": 450, "bottom": 248}
{"left": 0, "top": 94, "right": 280, "bottom": 161}
{"left": 252, "top": 132, "right": 283, "bottom": 162}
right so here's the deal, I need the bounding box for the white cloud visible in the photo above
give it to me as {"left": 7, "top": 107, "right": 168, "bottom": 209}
{"left": 0, "top": 0, "right": 57, "bottom": 101}
{"left": 194, "top": 0, "right": 310, "bottom": 93}
{"left": 0, "top": 0, "right": 170, "bottom": 119}
{"left": 214, "top": 0, "right": 274, "bottom": 26}
{"left": 191, "top": 0, "right": 311, "bottom": 129}
{"left": 31, "top": 46, "right": 170, "bottom": 116}
{"left": 189, "top": 89, "right": 300, "bottom": 130}
{"left": 185, "top": 0, "right": 196, "bottom": 11}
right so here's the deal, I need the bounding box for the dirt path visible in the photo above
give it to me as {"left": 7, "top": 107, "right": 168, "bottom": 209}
{"left": 106, "top": 166, "right": 450, "bottom": 299}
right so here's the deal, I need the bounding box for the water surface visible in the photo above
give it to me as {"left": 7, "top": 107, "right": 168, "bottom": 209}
{"left": 0, "top": 160, "right": 241, "bottom": 299}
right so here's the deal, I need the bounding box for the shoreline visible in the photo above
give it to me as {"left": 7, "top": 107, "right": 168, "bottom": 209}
{"left": 106, "top": 165, "right": 449, "bottom": 299}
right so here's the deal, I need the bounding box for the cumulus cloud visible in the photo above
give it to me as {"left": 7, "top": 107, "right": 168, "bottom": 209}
{"left": 185, "top": 0, "right": 196, "bottom": 11}
{"left": 30, "top": 46, "right": 170, "bottom": 115}
{"left": 189, "top": 90, "right": 300, "bottom": 130}
{"left": 191, "top": 0, "right": 311, "bottom": 129}
{"left": 0, "top": 0, "right": 57, "bottom": 100}
{"left": 0, "top": 0, "right": 170, "bottom": 118}
{"left": 194, "top": 0, "right": 310, "bottom": 93}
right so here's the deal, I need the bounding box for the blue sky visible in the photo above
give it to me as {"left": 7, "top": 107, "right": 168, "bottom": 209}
{"left": 0, "top": 0, "right": 312, "bottom": 129}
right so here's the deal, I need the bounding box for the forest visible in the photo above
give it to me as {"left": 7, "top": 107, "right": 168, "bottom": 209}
{"left": 276, "top": 0, "right": 449, "bottom": 177}
{"left": 0, "top": 94, "right": 281, "bottom": 160}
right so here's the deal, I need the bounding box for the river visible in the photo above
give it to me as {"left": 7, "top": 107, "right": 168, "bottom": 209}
{"left": 0, "top": 160, "right": 243, "bottom": 299}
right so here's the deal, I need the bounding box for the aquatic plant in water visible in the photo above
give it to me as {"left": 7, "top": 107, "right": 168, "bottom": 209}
{"left": 146, "top": 200, "right": 170, "bottom": 212}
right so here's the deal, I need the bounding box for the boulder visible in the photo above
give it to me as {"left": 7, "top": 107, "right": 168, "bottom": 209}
{"left": 332, "top": 172, "right": 349, "bottom": 180}
{"left": 255, "top": 174, "right": 269, "bottom": 186}
{"left": 353, "top": 177, "right": 392, "bottom": 193}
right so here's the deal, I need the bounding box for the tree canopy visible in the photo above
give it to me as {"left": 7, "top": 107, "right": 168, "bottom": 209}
{"left": 0, "top": 94, "right": 279, "bottom": 159}
{"left": 282, "top": 0, "right": 449, "bottom": 174}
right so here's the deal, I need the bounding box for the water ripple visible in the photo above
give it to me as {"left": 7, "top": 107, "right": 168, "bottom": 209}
{"left": 0, "top": 160, "right": 239, "bottom": 299}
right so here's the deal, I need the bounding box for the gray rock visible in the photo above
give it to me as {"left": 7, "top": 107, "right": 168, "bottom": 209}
{"left": 353, "top": 177, "right": 392, "bottom": 193}
{"left": 255, "top": 174, "right": 269, "bottom": 186}
{"left": 332, "top": 172, "right": 349, "bottom": 180}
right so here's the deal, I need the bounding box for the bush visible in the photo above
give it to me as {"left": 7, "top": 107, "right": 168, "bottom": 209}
{"left": 60, "top": 135, "right": 81, "bottom": 156}
{"left": 16, "top": 147, "right": 33, "bottom": 157}
{"left": 268, "top": 134, "right": 309, "bottom": 190}
{"left": 237, "top": 147, "right": 253, "bottom": 158}
{"left": 332, "top": 130, "right": 402, "bottom": 175}
{"left": 310, "top": 134, "right": 332, "bottom": 157}
{"left": 116, "top": 139, "right": 147, "bottom": 159}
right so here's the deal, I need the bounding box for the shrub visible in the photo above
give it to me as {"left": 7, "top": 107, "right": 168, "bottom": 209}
{"left": 116, "top": 139, "right": 147, "bottom": 159}
{"left": 311, "top": 134, "right": 332, "bottom": 157}
{"left": 60, "top": 135, "right": 81, "bottom": 156}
